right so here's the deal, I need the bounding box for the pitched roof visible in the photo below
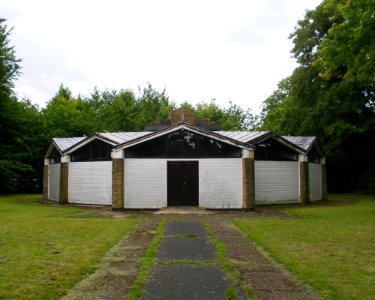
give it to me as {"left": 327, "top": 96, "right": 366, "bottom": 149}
{"left": 214, "top": 131, "right": 271, "bottom": 144}
{"left": 115, "top": 123, "right": 254, "bottom": 151}
{"left": 99, "top": 132, "right": 151, "bottom": 144}
{"left": 46, "top": 126, "right": 323, "bottom": 157}
{"left": 53, "top": 137, "right": 86, "bottom": 152}
{"left": 282, "top": 136, "right": 316, "bottom": 151}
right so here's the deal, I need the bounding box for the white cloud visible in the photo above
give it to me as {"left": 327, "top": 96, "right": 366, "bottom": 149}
{"left": 0, "top": 0, "right": 322, "bottom": 112}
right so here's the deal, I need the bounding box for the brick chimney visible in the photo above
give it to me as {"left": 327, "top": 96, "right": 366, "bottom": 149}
{"left": 170, "top": 108, "right": 196, "bottom": 125}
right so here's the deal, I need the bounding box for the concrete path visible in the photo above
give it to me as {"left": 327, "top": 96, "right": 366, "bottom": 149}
{"left": 142, "top": 221, "right": 231, "bottom": 300}
{"left": 62, "top": 210, "right": 322, "bottom": 300}
{"left": 208, "top": 220, "right": 322, "bottom": 300}
{"left": 62, "top": 220, "right": 158, "bottom": 300}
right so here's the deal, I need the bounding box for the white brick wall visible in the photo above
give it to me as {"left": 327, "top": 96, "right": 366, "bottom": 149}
{"left": 199, "top": 159, "right": 242, "bottom": 209}
{"left": 255, "top": 161, "right": 299, "bottom": 204}
{"left": 124, "top": 159, "right": 167, "bottom": 208}
{"left": 48, "top": 164, "right": 60, "bottom": 201}
{"left": 309, "top": 163, "right": 322, "bottom": 201}
{"left": 124, "top": 158, "right": 242, "bottom": 209}
{"left": 68, "top": 161, "right": 112, "bottom": 205}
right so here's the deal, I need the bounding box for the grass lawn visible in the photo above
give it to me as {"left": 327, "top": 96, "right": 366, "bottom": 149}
{"left": 234, "top": 194, "right": 375, "bottom": 300}
{"left": 0, "top": 194, "right": 137, "bottom": 299}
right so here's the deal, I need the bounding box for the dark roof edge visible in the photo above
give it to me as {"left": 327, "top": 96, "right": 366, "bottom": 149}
{"left": 114, "top": 122, "right": 254, "bottom": 151}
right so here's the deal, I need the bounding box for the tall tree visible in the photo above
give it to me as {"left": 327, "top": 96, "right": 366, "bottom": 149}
{"left": 195, "top": 100, "right": 258, "bottom": 130}
{"left": 135, "top": 83, "right": 176, "bottom": 130}
{"left": 0, "top": 19, "right": 21, "bottom": 97}
{"left": 81, "top": 88, "right": 138, "bottom": 132}
{"left": 261, "top": 0, "right": 375, "bottom": 193}
{"left": 42, "top": 85, "right": 90, "bottom": 138}
{"left": 0, "top": 19, "right": 38, "bottom": 192}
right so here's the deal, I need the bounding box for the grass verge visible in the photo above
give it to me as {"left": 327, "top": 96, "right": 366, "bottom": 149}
{"left": 0, "top": 194, "right": 137, "bottom": 299}
{"left": 126, "top": 220, "right": 167, "bottom": 300}
{"left": 204, "top": 223, "right": 256, "bottom": 300}
{"left": 234, "top": 194, "right": 375, "bottom": 300}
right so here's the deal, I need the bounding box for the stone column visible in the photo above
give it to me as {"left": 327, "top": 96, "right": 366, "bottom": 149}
{"left": 242, "top": 149, "right": 255, "bottom": 210}
{"left": 43, "top": 159, "right": 49, "bottom": 200}
{"left": 321, "top": 157, "right": 327, "bottom": 200}
{"left": 299, "top": 154, "right": 310, "bottom": 204}
{"left": 59, "top": 155, "right": 70, "bottom": 204}
{"left": 112, "top": 150, "right": 124, "bottom": 210}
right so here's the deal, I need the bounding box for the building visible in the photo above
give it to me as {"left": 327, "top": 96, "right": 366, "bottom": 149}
{"left": 43, "top": 109, "right": 326, "bottom": 209}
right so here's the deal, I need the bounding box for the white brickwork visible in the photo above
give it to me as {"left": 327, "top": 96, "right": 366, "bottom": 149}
{"left": 255, "top": 161, "right": 299, "bottom": 204}
{"left": 124, "top": 159, "right": 167, "bottom": 208}
{"left": 199, "top": 159, "right": 242, "bottom": 209}
{"left": 68, "top": 161, "right": 112, "bottom": 205}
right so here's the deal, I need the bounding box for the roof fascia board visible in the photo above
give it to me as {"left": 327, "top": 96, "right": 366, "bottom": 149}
{"left": 63, "top": 134, "right": 116, "bottom": 155}
{"left": 115, "top": 123, "right": 253, "bottom": 151}
{"left": 245, "top": 131, "right": 273, "bottom": 144}
{"left": 271, "top": 135, "right": 306, "bottom": 155}
{"left": 44, "top": 141, "right": 62, "bottom": 159}
{"left": 207, "top": 130, "right": 254, "bottom": 149}
{"left": 114, "top": 123, "right": 183, "bottom": 150}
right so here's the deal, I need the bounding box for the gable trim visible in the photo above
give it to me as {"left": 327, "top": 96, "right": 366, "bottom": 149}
{"left": 114, "top": 123, "right": 254, "bottom": 152}
{"left": 44, "top": 142, "right": 62, "bottom": 159}
{"left": 63, "top": 134, "right": 117, "bottom": 155}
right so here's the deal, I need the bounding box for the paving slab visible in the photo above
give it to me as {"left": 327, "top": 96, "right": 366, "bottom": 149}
{"left": 164, "top": 221, "right": 208, "bottom": 236}
{"left": 143, "top": 221, "right": 232, "bottom": 299}
{"left": 142, "top": 265, "right": 230, "bottom": 300}
{"left": 158, "top": 236, "right": 216, "bottom": 260}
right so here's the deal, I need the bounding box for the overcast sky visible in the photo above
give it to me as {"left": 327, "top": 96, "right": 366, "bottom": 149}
{"left": 1, "top": 0, "right": 321, "bottom": 113}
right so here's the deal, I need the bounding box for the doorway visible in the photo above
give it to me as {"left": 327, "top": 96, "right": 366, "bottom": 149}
{"left": 167, "top": 161, "right": 199, "bottom": 206}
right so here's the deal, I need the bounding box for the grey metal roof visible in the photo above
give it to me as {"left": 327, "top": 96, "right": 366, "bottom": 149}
{"left": 53, "top": 137, "right": 86, "bottom": 152}
{"left": 99, "top": 132, "right": 151, "bottom": 144}
{"left": 50, "top": 130, "right": 319, "bottom": 155}
{"left": 214, "top": 131, "right": 271, "bottom": 143}
{"left": 282, "top": 136, "right": 316, "bottom": 151}
{"left": 115, "top": 124, "right": 254, "bottom": 151}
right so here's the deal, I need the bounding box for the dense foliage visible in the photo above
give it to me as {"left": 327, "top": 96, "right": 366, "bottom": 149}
{"left": 261, "top": 0, "right": 375, "bottom": 193}
{"left": 0, "top": 19, "right": 45, "bottom": 192}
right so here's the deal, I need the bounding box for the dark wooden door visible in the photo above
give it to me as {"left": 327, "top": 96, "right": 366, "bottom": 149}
{"left": 167, "top": 161, "right": 198, "bottom": 206}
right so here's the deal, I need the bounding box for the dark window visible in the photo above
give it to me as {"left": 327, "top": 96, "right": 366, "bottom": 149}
{"left": 49, "top": 148, "right": 61, "bottom": 164}
{"left": 71, "top": 139, "right": 112, "bottom": 162}
{"left": 125, "top": 136, "right": 167, "bottom": 158}
{"left": 125, "top": 129, "right": 242, "bottom": 158}
{"left": 308, "top": 146, "right": 321, "bottom": 163}
{"left": 255, "top": 139, "right": 298, "bottom": 161}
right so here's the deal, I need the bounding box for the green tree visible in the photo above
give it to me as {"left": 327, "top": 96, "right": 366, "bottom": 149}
{"left": 42, "top": 85, "right": 89, "bottom": 138}
{"left": 0, "top": 19, "right": 21, "bottom": 97}
{"left": 261, "top": 0, "right": 375, "bottom": 193}
{"left": 0, "top": 19, "right": 44, "bottom": 192}
{"left": 81, "top": 88, "right": 138, "bottom": 132}
{"left": 195, "top": 100, "right": 258, "bottom": 130}
{"left": 135, "top": 83, "right": 176, "bottom": 130}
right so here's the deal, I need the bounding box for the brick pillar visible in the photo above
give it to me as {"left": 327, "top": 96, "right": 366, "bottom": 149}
{"left": 321, "top": 159, "right": 327, "bottom": 200}
{"left": 299, "top": 155, "right": 310, "bottom": 204}
{"left": 43, "top": 164, "right": 49, "bottom": 200}
{"left": 59, "top": 162, "right": 69, "bottom": 204}
{"left": 112, "top": 158, "right": 124, "bottom": 209}
{"left": 242, "top": 149, "right": 255, "bottom": 210}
